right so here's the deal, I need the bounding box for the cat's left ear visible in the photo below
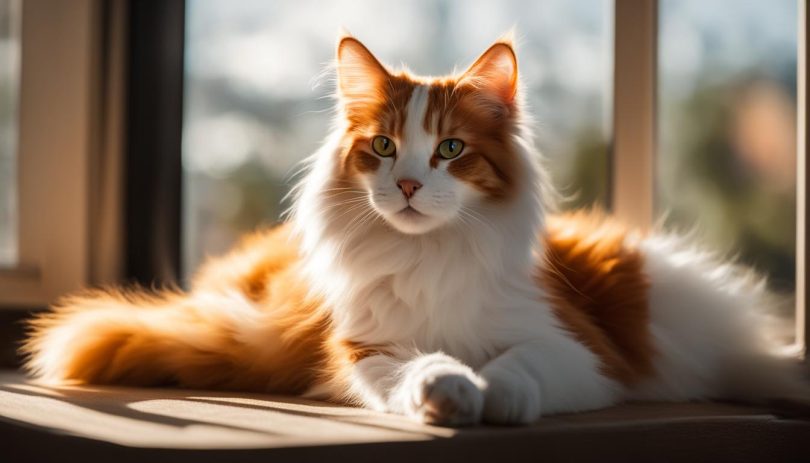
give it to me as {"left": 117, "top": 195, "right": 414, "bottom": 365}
{"left": 459, "top": 39, "right": 519, "bottom": 109}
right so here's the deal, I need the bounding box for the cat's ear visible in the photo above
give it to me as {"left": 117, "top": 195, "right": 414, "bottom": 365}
{"left": 336, "top": 36, "right": 390, "bottom": 101}
{"left": 459, "top": 39, "right": 519, "bottom": 110}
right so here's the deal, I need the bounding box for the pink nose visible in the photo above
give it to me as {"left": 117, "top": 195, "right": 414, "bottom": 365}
{"left": 396, "top": 178, "right": 423, "bottom": 199}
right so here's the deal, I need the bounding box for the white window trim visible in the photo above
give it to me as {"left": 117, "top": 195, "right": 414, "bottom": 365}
{"left": 0, "top": 0, "right": 124, "bottom": 307}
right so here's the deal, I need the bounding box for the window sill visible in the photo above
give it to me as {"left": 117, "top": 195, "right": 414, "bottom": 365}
{"left": 1, "top": 370, "right": 809, "bottom": 462}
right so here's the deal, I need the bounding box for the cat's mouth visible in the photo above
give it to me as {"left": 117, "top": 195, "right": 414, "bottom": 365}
{"left": 384, "top": 204, "right": 444, "bottom": 234}
{"left": 397, "top": 205, "right": 426, "bottom": 218}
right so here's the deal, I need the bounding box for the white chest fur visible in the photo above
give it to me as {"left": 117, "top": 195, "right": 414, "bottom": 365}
{"left": 332, "top": 229, "right": 509, "bottom": 367}
{"left": 291, "top": 129, "right": 551, "bottom": 369}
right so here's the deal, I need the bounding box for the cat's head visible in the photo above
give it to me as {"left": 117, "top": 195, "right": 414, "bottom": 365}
{"left": 330, "top": 35, "right": 529, "bottom": 235}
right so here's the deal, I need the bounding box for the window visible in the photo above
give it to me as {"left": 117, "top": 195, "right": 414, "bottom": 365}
{"left": 612, "top": 0, "right": 804, "bottom": 349}
{"left": 658, "top": 0, "right": 798, "bottom": 327}
{"left": 184, "top": 0, "right": 807, "bottom": 351}
{"left": 182, "top": 0, "right": 613, "bottom": 272}
{"left": 2, "top": 0, "right": 805, "bottom": 355}
{"left": 0, "top": 0, "right": 20, "bottom": 268}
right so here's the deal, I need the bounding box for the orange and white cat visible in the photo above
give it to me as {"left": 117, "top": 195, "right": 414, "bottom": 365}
{"left": 23, "top": 35, "right": 807, "bottom": 426}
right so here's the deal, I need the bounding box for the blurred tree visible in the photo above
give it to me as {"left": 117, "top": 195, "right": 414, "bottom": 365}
{"left": 554, "top": 127, "right": 609, "bottom": 210}
{"left": 661, "top": 76, "right": 796, "bottom": 294}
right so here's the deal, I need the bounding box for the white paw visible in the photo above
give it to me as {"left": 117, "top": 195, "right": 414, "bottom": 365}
{"left": 399, "top": 354, "right": 485, "bottom": 426}
{"left": 416, "top": 373, "right": 484, "bottom": 426}
{"left": 482, "top": 368, "right": 541, "bottom": 425}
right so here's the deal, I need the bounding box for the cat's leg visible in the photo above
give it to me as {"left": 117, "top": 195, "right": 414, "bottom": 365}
{"left": 479, "top": 338, "right": 622, "bottom": 424}
{"left": 349, "top": 351, "right": 487, "bottom": 426}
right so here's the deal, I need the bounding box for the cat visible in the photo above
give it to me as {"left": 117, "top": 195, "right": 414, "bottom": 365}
{"left": 22, "top": 34, "right": 808, "bottom": 426}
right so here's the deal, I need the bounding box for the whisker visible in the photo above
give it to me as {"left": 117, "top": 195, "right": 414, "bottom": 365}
{"left": 458, "top": 207, "right": 495, "bottom": 235}
{"left": 334, "top": 207, "right": 379, "bottom": 264}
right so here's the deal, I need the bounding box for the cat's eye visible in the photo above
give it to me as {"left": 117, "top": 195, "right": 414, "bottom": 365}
{"left": 372, "top": 136, "right": 396, "bottom": 157}
{"left": 437, "top": 139, "right": 465, "bottom": 159}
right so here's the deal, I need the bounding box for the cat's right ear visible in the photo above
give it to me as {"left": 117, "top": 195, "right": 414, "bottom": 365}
{"left": 336, "top": 36, "right": 390, "bottom": 101}
{"left": 458, "top": 39, "right": 519, "bottom": 110}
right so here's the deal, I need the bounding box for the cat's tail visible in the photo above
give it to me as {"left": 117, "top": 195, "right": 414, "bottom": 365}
{"left": 638, "top": 233, "right": 810, "bottom": 412}
{"left": 21, "top": 287, "right": 263, "bottom": 388}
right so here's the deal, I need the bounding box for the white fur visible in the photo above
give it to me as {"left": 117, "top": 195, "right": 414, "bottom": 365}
{"left": 351, "top": 351, "right": 486, "bottom": 425}
{"left": 289, "top": 60, "right": 806, "bottom": 425}
{"left": 630, "top": 235, "right": 807, "bottom": 402}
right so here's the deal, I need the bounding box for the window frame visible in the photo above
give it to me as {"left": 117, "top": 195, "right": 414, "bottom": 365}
{"left": 611, "top": 0, "right": 656, "bottom": 231}
{"left": 0, "top": 0, "right": 106, "bottom": 307}
{"left": 124, "top": 0, "right": 185, "bottom": 285}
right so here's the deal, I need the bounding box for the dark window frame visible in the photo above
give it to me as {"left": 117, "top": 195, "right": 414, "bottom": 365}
{"left": 124, "top": 0, "right": 185, "bottom": 286}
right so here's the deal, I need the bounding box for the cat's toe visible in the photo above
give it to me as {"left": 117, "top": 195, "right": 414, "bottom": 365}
{"left": 482, "top": 370, "right": 541, "bottom": 425}
{"left": 416, "top": 374, "right": 484, "bottom": 426}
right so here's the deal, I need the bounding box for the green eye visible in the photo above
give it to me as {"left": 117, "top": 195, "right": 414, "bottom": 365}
{"left": 372, "top": 136, "right": 396, "bottom": 157}
{"left": 437, "top": 139, "right": 465, "bottom": 159}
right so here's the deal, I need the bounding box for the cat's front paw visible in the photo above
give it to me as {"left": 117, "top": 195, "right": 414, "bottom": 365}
{"left": 481, "top": 368, "right": 541, "bottom": 425}
{"left": 417, "top": 373, "right": 484, "bottom": 426}
{"left": 400, "top": 354, "right": 485, "bottom": 426}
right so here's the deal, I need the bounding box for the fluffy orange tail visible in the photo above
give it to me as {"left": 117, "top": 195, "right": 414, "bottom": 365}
{"left": 23, "top": 289, "right": 225, "bottom": 387}
{"left": 21, "top": 285, "right": 336, "bottom": 393}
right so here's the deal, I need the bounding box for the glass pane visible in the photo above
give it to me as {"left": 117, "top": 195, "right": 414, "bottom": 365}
{"left": 183, "top": 0, "right": 612, "bottom": 273}
{"left": 0, "top": 0, "right": 20, "bottom": 267}
{"left": 658, "top": 1, "right": 797, "bottom": 322}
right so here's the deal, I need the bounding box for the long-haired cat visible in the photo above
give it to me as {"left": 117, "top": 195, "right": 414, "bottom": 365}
{"left": 22, "top": 34, "right": 808, "bottom": 426}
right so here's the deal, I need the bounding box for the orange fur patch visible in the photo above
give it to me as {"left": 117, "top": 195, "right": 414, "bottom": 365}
{"left": 424, "top": 78, "right": 520, "bottom": 200}
{"left": 336, "top": 37, "right": 418, "bottom": 179}
{"left": 338, "top": 72, "right": 416, "bottom": 178}
{"left": 537, "top": 211, "right": 655, "bottom": 386}
{"left": 446, "top": 151, "right": 511, "bottom": 200}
